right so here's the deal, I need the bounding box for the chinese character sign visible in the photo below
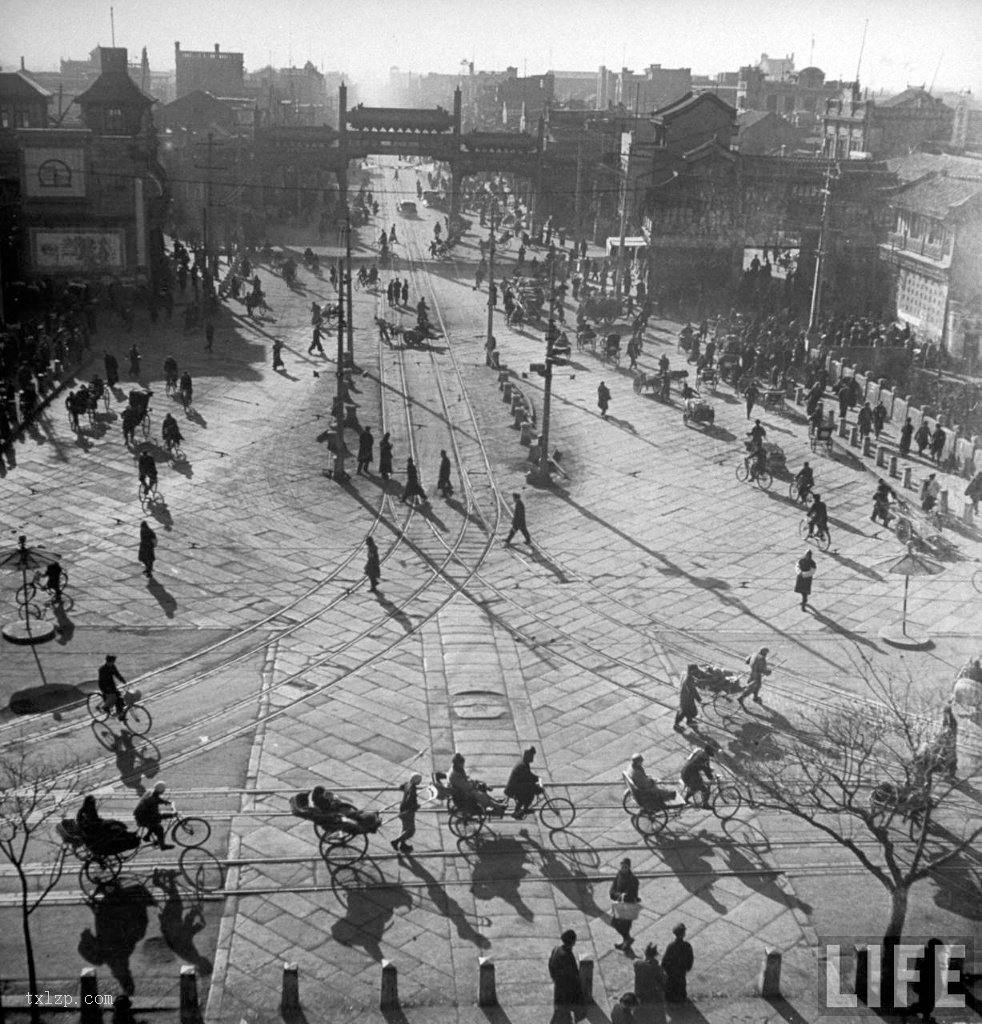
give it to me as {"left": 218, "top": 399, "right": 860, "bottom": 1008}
{"left": 30, "top": 229, "right": 125, "bottom": 272}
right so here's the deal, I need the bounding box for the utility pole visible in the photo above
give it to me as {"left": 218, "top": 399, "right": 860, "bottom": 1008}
{"left": 615, "top": 166, "right": 629, "bottom": 300}
{"left": 532, "top": 259, "right": 559, "bottom": 485}
{"left": 486, "top": 199, "right": 497, "bottom": 360}
{"left": 333, "top": 248, "right": 349, "bottom": 483}
{"left": 194, "top": 133, "right": 226, "bottom": 276}
{"left": 345, "top": 205, "right": 354, "bottom": 361}
{"left": 808, "top": 161, "right": 836, "bottom": 335}
{"left": 574, "top": 134, "right": 584, "bottom": 243}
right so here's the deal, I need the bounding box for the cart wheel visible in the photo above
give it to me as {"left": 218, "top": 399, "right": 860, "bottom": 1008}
{"left": 797, "top": 519, "right": 810, "bottom": 542}
{"left": 538, "top": 796, "right": 576, "bottom": 831}
{"left": 448, "top": 807, "right": 485, "bottom": 841}
{"left": 83, "top": 853, "right": 122, "bottom": 891}
{"left": 123, "top": 704, "right": 152, "bottom": 737}
{"left": 179, "top": 847, "right": 225, "bottom": 893}
{"left": 735, "top": 463, "right": 749, "bottom": 483}
{"left": 757, "top": 470, "right": 773, "bottom": 490}
{"left": 895, "top": 518, "right": 912, "bottom": 544}
{"left": 320, "top": 829, "right": 368, "bottom": 866}
{"left": 172, "top": 816, "right": 211, "bottom": 848}
{"left": 815, "top": 528, "right": 831, "bottom": 552}
{"left": 621, "top": 790, "right": 637, "bottom": 817}
{"left": 632, "top": 807, "right": 666, "bottom": 837}
{"left": 86, "top": 693, "right": 111, "bottom": 724}
{"left": 787, "top": 480, "right": 799, "bottom": 502}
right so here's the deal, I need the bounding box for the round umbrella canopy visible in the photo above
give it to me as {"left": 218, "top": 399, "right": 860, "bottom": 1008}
{"left": 880, "top": 543, "right": 944, "bottom": 639}
{"left": 0, "top": 536, "right": 60, "bottom": 572}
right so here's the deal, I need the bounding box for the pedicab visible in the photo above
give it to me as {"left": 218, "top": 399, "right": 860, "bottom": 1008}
{"left": 56, "top": 818, "right": 142, "bottom": 891}
{"left": 682, "top": 390, "right": 715, "bottom": 428}
{"left": 290, "top": 787, "right": 381, "bottom": 865}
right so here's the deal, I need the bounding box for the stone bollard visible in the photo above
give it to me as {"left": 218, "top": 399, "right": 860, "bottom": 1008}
{"left": 513, "top": 406, "right": 527, "bottom": 426}
{"left": 519, "top": 422, "right": 536, "bottom": 446}
{"left": 940, "top": 489, "right": 948, "bottom": 514}
{"left": 965, "top": 500, "right": 975, "bottom": 526}
{"left": 179, "top": 965, "right": 199, "bottom": 1024}
{"left": 579, "top": 958, "right": 594, "bottom": 1004}
{"left": 838, "top": 417, "right": 849, "bottom": 438}
{"left": 849, "top": 425, "right": 859, "bottom": 447}
{"left": 281, "top": 963, "right": 300, "bottom": 1015}
{"left": 862, "top": 436, "right": 872, "bottom": 458}
{"left": 478, "top": 957, "right": 498, "bottom": 1007}
{"left": 903, "top": 466, "right": 913, "bottom": 490}
{"left": 889, "top": 454, "right": 899, "bottom": 478}
{"left": 380, "top": 960, "right": 399, "bottom": 1010}
{"left": 498, "top": 370, "right": 510, "bottom": 388}
{"left": 876, "top": 445, "right": 887, "bottom": 468}
{"left": 756, "top": 948, "right": 782, "bottom": 997}
{"left": 502, "top": 382, "right": 512, "bottom": 403}
{"left": 80, "top": 967, "right": 101, "bottom": 1023}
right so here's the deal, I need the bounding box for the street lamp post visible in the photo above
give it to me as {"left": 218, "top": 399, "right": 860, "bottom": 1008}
{"left": 808, "top": 161, "right": 837, "bottom": 336}
{"left": 332, "top": 252, "right": 349, "bottom": 483}
{"left": 486, "top": 200, "right": 496, "bottom": 361}
{"left": 529, "top": 259, "right": 559, "bottom": 485}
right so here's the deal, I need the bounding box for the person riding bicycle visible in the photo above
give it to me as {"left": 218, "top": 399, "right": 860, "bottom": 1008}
{"left": 89, "top": 375, "right": 105, "bottom": 408}
{"left": 163, "top": 356, "right": 178, "bottom": 392}
{"left": 807, "top": 493, "right": 829, "bottom": 540}
{"left": 872, "top": 478, "right": 899, "bottom": 527}
{"left": 627, "top": 754, "right": 676, "bottom": 810}
{"left": 97, "top": 654, "right": 126, "bottom": 718}
{"left": 504, "top": 746, "right": 543, "bottom": 819}
{"left": 680, "top": 742, "right": 718, "bottom": 809}
{"left": 681, "top": 382, "right": 699, "bottom": 401}
{"left": 179, "top": 371, "right": 193, "bottom": 407}
{"left": 447, "top": 753, "right": 506, "bottom": 816}
{"left": 794, "top": 462, "right": 815, "bottom": 502}
{"left": 744, "top": 441, "right": 767, "bottom": 480}
{"left": 138, "top": 450, "right": 157, "bottom": 495}
{"left": 748, "top": 419, "right": 767, "bottom": 447}
{"left": 162, "top": 413, "right": 184, "bottom": 453}
{"left": 134, "top": 782, "right": 173, "bottom": 849}
{"left": 42, "top": 561, "right": 64, "bottom": 602}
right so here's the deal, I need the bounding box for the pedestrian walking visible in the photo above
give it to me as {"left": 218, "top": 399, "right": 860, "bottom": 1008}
{"left": 673, "top": 665, "right": 703, "bottom": 731}
{"left": 611, "top": 993, "right": 639, "bottom": 1024}
{"left": 364, "top": 536, "right": 381, "bottom": 592}
{"left": 597, "top": 380, "right": 611, "bottom": 419}
{"left": 548, "top": 930, "right": 584, "bottom": 1023}
{"left": 609, "top": 857, "right": 641, "bottom": 952}
{"left": 401, "top": 279, "right": 409, "bottom": 305}
{"left": 737, "top": 647, "right": 771, "bottom": 708}
{"left": 504, "top": 492, "right": 531, "bottom": 546}
{"left": 356, "top": 426, "right": 374, "bottom": 475}
{"left": 873, "top": 399, "right": 887, "bottom": 438}
{"left": 436, "top": 449, "right": 454, "bottom": 498}
{"left": 400, "top": 457, "right": 427, "bottom": 505}
{"left": 272, "top": 339, "right": 284, "bottom": 370}
{"left": 309, "top": 322, "right": 325, "bottom": 356}
{"left": 121, "top": 406, "right": 138, "bottom": 446}
{"left": 104, "top": 352, "right": 119, "bottom": 387}
{"left": 915, "top": 420, "right": 930, "bottom": 456}
{"left": 390, "top": 772, "right": 422, "bottom": 854}
{"left": 128, "top": 343, "right": 141, "bottom": 378}
{"left": 929, "top": 424, "right": 946, "bottom": 464}
{"left": 138, "top": 520, "right": 157, "bottom": 578}
{"left": 965, "top": 470, "right": 982, "bottom": 515}
{"left": 634, "top": 943, "right": 666, "bottom": 1006}
{"left": 379, "top": 432, "right": 393, "bottom": 480}
{"left": 204, "top": 322, "right": 214, "bottom": 352}
{"left": 794, "top": 549, "right": 816, "bottom": 611}
{"left": 899, "top": 417, "right": 913, "bottom": 456}
{"left": 744, "top": 380, "right": 760, "bottom": 420}
{"left": 857, "top": 402, "right": 873, "bottom": 439}
{"left": 662, "top": 923, "right": 694, "bottom": 1004}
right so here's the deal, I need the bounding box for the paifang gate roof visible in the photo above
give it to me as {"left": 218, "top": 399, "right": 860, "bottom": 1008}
{"left": 346, "top": 105, "right": 454, "bottom": 132}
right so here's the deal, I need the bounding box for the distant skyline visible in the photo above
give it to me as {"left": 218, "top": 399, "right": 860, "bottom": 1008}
{"left": 3, "top": 0, "right": 980, "bottom": 100}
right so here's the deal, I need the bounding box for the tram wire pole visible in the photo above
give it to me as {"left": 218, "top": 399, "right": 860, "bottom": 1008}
{"left": 345, "top": 204, "right": 354, "bottom": 361}
{"left": 532, "top": 258, "right": 558, "bottom": 485}
{"left": 333, "top": 242, "right": 349, "bottom": 483}
{"left": 486, "top": 199, "right": 497, "bottom": 363}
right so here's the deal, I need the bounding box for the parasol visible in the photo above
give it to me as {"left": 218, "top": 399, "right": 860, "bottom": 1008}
{"left": 878, "top": 543, "right": 943, "bottom": 649}
{"left": 0, "top": 535, "right": 60, "bottom": 645}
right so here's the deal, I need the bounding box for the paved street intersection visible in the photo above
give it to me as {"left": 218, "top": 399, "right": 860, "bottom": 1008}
{"left": 1, "top": 160, "right": 979, "bottom": 1023}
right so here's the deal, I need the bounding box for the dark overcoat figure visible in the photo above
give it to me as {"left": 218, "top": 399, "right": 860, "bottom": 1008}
{"left": 662, "top": 925, "right": 694, "bottom": 1003}
{"left": 794, "top": 550, "right": 816, "bottom": 611}
{"left": 357, "top": 427, "right": 374, "bottom": 475}
{"left": 138, "top": 521, "right": 157, "bottom": 577}
{"left": 548, "top": 930, "right": 583, "bottom": 1016}
{"left": 401, "top": 458, "right": 427, "bottom": 504}
{"left": 379, "top": 433, "right": 394, "bottom": 479}
{"left": 436, "top": 450, "right": 454, "bottom": 497}
{"left": 364, "top": 537, "right": 381, "bottom": 592}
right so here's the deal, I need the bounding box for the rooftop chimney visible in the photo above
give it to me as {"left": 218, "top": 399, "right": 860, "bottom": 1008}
{"left": 214, "top": 44, "right": 220, "bottom": 54}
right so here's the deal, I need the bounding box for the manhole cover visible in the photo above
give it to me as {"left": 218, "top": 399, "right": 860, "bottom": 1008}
{"left": 451, "top": 690, "right": 508, "bottom": 720}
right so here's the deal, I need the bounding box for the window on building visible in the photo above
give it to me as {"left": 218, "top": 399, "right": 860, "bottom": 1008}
{"left": 37, "top": 159, "right": 72, "bottom": 188}
{"left": 0, "top": 108, "right": 9, "bottom": 129}
{"left": 105, "top": 107, "right": 124, "bottom": 132}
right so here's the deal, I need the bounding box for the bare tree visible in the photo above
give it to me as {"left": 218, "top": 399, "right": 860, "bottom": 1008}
{"left": 737, "top": 670, "right": 979, "bottom": 944}
{"left": 0, "top": 746, "right": 78, "bottom": 1023}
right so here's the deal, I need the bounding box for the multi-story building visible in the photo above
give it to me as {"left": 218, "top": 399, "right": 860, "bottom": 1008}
{"left": 823, "top": 85, "right": 954, "bottom": 159}
{"left": 175, "top": 42, "right": 244, "bottom": 100}
{"left": 735, "top": 110, "right": 808, "bottom": 156}
{"left": 0, "top": 46, "right": 167, "bottom": 315}
{"left": 878, "top": 156, "right": 982, "bottom": 358}
{"left": 597, "top": 65, "right": 692, "bottom": 114}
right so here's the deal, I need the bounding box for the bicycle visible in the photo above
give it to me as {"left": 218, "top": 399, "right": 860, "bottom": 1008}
{"left": 623, "top": 775, "right": 742, "bottom": 837}
{"left": 798, "top": 517, "right": 831, "bottom": 552}
{"left": 434, "top": 774, "right": 575, "bottom": 840}
{"left": 87, "top": 689, "right": 152, "bottom": 736}
{"left": 787, "top": 479, "right": 814, "bottom": 506}
{"left": 735, "top": 461, "right": 773, "bottom": 490}
{"left": 179, "top": 385, "right": 192, "bottom": 412}
{"left": 139, "top": 477, "right": 159, "bottom": 509}
{"left": 27, "top": 569, "right": 74, "bottom": 615}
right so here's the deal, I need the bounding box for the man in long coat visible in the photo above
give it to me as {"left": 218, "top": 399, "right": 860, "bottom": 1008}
{"left": 548, "top": 929, "right": 583, "bottom": 1021}
{"left": 662, "top": 923, "right": 694, "bottom": 1003}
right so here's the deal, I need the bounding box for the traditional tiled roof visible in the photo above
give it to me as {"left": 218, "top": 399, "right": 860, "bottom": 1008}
{"left": 886, "top": 151, "right": 982, "bottom": 182}
{"left": 0, "top": 71, "right": 52, "bottom": 101}
{"left": 75, "top": 71, "right": 152, "bottom": 107}
{"left": 891, "top": 174, "right": 982, "bottom": 218}
{"left": 651, "top": 91, "right": 735, "bottom": 123}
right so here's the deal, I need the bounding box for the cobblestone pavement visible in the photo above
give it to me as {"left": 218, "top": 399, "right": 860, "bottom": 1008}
{"left": 1, "top": 159, "right": 979, "bottom": 1024}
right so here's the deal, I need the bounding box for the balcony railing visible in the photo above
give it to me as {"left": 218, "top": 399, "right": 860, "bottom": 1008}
{"left": 886, "top": 232, "right": 949, "bottom": 262}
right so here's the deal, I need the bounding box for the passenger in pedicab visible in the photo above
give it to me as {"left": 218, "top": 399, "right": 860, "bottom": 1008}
{"left": 76, "top": 795, "right": 134, "bottom": 850}
{"left": 627, "top": 754, "right": 676, "bottom": 810}
{"left": 128, "top": 388, "right": 151, "bottom": 421}
{"left": 448, "top": 753, "right": 506, "bottom": 816}
{"left": 308, "top": 786, "right": 378, "bottom": 831}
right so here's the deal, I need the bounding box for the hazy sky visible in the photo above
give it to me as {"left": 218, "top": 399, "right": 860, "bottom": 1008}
{"left": 4, "top": 0, "right": 980, "bottom": 99}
